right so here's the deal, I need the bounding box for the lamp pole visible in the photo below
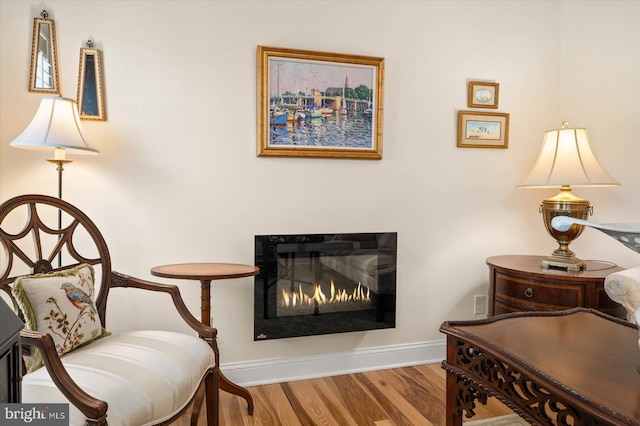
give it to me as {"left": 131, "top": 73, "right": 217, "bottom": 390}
{"left": 47, "top": 148, "right": 72, "bottom": 267}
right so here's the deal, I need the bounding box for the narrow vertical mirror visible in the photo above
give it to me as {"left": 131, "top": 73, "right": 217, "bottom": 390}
{"left": 29, "top": 10, "right": 60, "bottom": 94}
{"left": 77, "top": 40, "right": 105, "bottom": 120}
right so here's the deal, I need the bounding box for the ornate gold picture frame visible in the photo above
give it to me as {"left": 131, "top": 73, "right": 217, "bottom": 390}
{"left": 257, "top": 46, "right": 384, "bottom": 159}
{"left": 29, "top": 10, "right": 60, "bottom": 94}
{"left": 77, "top": 41, "right": 105, "bottom": 121}
{"left": 468, "top": 81, "right": 499, "bottom": 109}
{"left": 457, "top": 110, "right": 509, "bottom": 149}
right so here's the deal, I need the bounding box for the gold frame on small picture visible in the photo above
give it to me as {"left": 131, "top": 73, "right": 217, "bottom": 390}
{"left": 457, "top": 110, "right": 509, "bottom": 149}
{"left": 468, "top": 81, "right": 499, "bottom": 109}
{"left": 77, "top": 42, "right": 106, "bottom": 121}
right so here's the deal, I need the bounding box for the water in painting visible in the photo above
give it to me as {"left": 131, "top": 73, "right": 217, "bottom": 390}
{"left": 268, "top": 58, "right": 376, "bottom": 149}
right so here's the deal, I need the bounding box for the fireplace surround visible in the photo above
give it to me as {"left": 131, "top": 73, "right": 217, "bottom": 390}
{"left": 254, "top": 232, "right": 397, "bottom": 340}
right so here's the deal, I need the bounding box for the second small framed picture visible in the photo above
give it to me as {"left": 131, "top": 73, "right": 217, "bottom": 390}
{"left": 457, "top": 110, "right": 509, "bottom": 149}
{"left": 468, "top": 81, "right": 499, "bottom": 109}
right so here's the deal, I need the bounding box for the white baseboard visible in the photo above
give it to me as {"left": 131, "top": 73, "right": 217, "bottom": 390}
{"left": 220, "top": 339, "right": 446, "bottom": 387}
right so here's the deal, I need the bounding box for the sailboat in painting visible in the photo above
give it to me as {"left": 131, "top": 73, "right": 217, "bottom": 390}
{"left": 339, "top": 76, "right": 348, "bottom": 115}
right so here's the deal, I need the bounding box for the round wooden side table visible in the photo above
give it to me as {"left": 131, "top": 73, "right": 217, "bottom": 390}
{"left": 150, "top": 262, "right": 260, "bottom": 415}
{"left": 151, "top": 262, "right": 259, "bottom": 326}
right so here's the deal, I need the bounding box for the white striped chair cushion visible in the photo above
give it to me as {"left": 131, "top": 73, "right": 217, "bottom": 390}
{"left": 21, "top": 330, "right": 215, "bottom": 426}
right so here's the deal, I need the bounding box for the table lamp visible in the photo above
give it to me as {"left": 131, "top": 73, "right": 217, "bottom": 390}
{"left": 9, "top": 96, "right": 99, "bottom": 264}
{"left": 518, "top": 121, "right": 619, "bottom": 271}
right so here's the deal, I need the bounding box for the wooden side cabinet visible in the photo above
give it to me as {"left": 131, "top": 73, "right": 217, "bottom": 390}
{"left": 487, "top": 255, "right": 627, "bottom": 319}
{"left": 0, "top": 301, "right": 23, "bottom": 403}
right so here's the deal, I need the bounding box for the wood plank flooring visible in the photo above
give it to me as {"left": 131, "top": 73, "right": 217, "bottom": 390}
{"left": 174, "top": 363, "right": 512, "bottom": 425}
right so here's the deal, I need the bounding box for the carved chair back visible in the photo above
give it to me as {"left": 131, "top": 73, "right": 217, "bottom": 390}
{"left": 0, "top": 194, "right": 112, "bottom": 325}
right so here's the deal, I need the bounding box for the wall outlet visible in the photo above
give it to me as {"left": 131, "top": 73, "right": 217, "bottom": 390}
{"left": 474, "top": 295, "right": 486, "bottom": 315}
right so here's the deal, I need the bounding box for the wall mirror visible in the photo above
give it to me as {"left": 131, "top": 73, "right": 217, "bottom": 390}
{"left": 29, "top": 10, "right": 60, "bottom": 94}
{"left": 77, "top": 40, "right": 105, "bottom": 120}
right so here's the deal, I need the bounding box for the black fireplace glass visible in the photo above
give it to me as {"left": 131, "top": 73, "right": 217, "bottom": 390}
{"left": 254, "top": 232, "right": 396, "bottom": 340}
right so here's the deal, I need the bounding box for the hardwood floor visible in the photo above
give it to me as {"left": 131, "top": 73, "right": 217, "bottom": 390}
{"left": 176, "top": 363, "right": 513, "bottom": 425}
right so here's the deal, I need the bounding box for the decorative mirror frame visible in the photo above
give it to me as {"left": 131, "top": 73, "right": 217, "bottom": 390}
{"left": 77, "top": 41, "right": 106, "bottom": 121}
{"left": 29, "top": 10, "right": 60, "bottom": 94}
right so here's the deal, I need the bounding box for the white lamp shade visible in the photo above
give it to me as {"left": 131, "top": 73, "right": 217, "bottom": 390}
{"left": 518, "top": 126, "right": 618, "bottom": 188}
{"left": 10, "top": 96, "right": 99, "bottom": 155}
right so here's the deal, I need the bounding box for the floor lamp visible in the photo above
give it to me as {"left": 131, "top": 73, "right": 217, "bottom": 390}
{"left": 9, "top": 96, "right": 99, "bottom": 266}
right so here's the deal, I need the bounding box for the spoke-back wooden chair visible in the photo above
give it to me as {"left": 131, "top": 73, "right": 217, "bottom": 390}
{"left": 0, "top": 194, "right": 220, "bottom": 425}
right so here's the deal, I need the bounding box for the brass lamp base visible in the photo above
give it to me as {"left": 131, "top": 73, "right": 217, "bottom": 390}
{"left": 539, "top": 186, "right": 592, "bottom": 271}
{"left": 540, "top": 254, "right": 585, "bottom": 271}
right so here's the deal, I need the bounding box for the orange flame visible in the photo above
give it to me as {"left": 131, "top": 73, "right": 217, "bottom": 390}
{"left": 281, "top": 280, "right": 371, "bottom": 308}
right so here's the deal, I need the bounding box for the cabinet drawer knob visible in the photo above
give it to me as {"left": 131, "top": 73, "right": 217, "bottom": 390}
{"left": 524, "top": 287, "right": 534, "bottom": 298}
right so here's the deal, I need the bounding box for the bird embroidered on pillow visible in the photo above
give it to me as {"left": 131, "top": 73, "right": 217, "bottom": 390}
{"left": 12, "top": 263, "right": 110, "bottom": 370}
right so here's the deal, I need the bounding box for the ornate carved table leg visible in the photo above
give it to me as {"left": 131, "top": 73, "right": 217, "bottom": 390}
{"left": 219, "top": 371, "right": 254, "bottom": 415}
{"left": 200, "top": 279, "right": 212, "bottom": 326}
{"left": 445, "top": 368, "right": 463, "bottom": 426}
{"left": 202, "top": 278, "right": 254, "bottom": 415}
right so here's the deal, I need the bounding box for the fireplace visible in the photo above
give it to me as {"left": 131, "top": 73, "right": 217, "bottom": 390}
{"left": 254, "top": 232, "right": 396, "bottom": 340}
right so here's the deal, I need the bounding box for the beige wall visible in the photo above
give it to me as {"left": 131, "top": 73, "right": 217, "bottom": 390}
{"left": 1, "top": 1, "right": 639, "bottom": 366}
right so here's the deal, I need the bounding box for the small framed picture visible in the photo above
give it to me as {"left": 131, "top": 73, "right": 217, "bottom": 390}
{"left": 457, "top": 110, "right": 509, "bottom": 149}
{"left": 468, "top": 81, "right": 499, "bottom": 109}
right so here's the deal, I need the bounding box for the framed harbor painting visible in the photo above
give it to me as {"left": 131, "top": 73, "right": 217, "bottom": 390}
{"left": 257, "top": 46, "right": 384, "bottom": 159}
{"left": 457, "top": 110, "right": 510, "bottom": 149}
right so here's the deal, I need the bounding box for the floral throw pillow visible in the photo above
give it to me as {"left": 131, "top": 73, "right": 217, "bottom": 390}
{"left": 12, "top": 264, "right": 109, "bottom": 371}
